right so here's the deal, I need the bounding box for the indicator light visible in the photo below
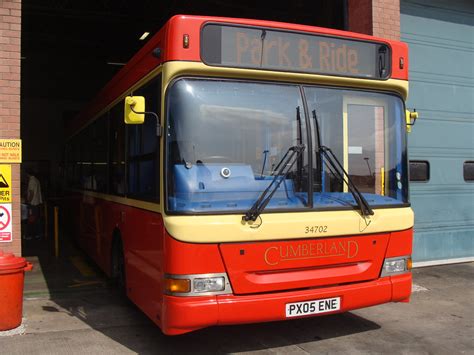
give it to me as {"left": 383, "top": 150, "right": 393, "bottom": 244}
{"left": 183, "top": 34, "right": 190, "bottom": 48}
{"left": 164, "top": 278, "right": 191, "bottom": 293}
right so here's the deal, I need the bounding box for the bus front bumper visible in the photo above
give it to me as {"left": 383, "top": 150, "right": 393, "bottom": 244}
{"left": 161, "top": 273, "right": 411, "bottom": 335}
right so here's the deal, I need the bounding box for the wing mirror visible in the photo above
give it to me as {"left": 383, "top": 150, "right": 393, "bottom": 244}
{"left": 124, "top": 96, "right": 145, "bottom": 124}
{"left": 123, "top": 95, "right": 162, "bottom": 136}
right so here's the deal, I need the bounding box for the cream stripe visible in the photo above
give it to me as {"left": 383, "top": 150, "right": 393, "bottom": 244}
{"left": 164, "top": 207, "right": 414, "bottom": 243}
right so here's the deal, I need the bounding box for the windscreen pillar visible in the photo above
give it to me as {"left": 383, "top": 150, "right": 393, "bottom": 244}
{"left": 347, "top": 0, "right": 400, "bottom": 40}
{"left": 0, "top": 0, "right": 21, "bottom": 255}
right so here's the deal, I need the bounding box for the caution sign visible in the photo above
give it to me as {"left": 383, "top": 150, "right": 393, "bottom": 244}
{"left": 0, "top": 165, "right": 11, "bottom": 203}
{"left": 0, "top": 139, "right": 22, "bottom": 163}
{"left": 0, "top": 203, "right": 12, "bottom": 242}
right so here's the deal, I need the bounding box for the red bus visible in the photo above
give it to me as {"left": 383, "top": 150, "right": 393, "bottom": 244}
{"left": 65, "top": 15, "right": 415, "bottom": 335}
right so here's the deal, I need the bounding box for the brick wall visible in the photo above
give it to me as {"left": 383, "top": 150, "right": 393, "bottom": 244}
{"left": 0, "top": 0, "right": 21, "bottom": 256}
{"left": 348, "top": 0, "right": 400, "bottom": 41}
{"left": 372, "top": 0, "right": 400, "bottom": 40}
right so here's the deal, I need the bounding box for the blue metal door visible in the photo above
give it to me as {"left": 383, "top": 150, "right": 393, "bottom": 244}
{"left": 401, "top": 0, "right": 474, "bottom": 264}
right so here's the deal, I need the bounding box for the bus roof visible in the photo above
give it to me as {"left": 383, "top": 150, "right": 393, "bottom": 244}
{"left": 68, "top": 15, "right": 409, "bottom": 136}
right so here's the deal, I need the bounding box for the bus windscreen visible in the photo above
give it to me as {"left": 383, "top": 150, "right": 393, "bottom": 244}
{"left": 201, "top": 24, "right": 391, "bottom": 79}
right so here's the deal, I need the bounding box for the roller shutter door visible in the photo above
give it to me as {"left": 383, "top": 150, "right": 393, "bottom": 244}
{"left": 401, "top": 0, "right": 474, "bottom": 264}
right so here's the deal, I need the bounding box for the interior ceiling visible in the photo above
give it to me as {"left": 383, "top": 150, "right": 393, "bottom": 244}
{"left": 21, "top": 0, "right": 345, "bottom": 104}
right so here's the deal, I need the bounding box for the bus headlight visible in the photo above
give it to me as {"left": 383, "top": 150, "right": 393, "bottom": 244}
{"left": 381, "top": 256, "right": 412, "bottom": 277}
{"left": 165, "top": 273, "right": 232, "bottom": 296}
{"left": 193, "top": 277, "right": 225, "bottom": 293}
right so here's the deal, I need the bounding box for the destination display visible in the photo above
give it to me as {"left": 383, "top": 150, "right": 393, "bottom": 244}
{"left": 201, "top": 24, "right": 391, "bottom": 79}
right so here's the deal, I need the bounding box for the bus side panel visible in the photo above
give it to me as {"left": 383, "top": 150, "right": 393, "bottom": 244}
{"left": 118, "top": 205, "right": 165, "bottom": 325}
{"left": 70, "top": 195, "right": 121, "bottom": 276}
{"left": 96, "top": 198, "right": 126, "bottom": 276}
{"left": 76, "top": 194, "right": 95, "bottom": 260}
{"left": 65, "top": 192, "right": 103, "bottom": 267}
{"left": 65, "top": 194, "right": 166, "bottom": 326}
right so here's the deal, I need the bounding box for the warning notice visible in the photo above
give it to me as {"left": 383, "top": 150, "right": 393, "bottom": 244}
{"left": 0, "top": 165, "right": 11, "bottom": 203}
{"left": 0, "top": 139, "right": 22, "bottom": 163}
{"left": 0, "top": 203, "right": 12, "bottom": 242}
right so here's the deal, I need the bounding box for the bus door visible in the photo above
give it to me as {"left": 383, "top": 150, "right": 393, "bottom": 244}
{"left": 342, "top": 96, "right": 388, "bottom": 195}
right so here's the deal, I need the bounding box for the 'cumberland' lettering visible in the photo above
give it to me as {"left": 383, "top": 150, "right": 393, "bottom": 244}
{"left": 264, "top": 240, "right": 359, "bottom": 266}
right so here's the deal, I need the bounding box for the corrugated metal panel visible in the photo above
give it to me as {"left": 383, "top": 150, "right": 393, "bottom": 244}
{"left": 401, "top": 0, "right": 474, "bottom": 263}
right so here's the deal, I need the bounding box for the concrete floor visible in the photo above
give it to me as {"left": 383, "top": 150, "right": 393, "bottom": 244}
{"left": 0, "top": 243, "right": 472, "bottom": 354}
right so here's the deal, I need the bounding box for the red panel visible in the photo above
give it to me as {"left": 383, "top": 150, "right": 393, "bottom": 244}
{"left": 161, "top": 295, "right": 218, "bottom": 335}
{"left": 390, "top": 40, "right": 409, "bottom": 80}
{"left": 163, "top": 231, "right": 226, "bottom": 275}
{"left": 386, "top": 228, "right": 413, "bottom": 258}
{"left": 219, "top": 234, "right": 389, "bottom": 294}
{"left": 164, "top": 16, "right": 202, "bottom": 62}
{"left": 119, "top": 205, "right": 164, "bottom": 321}
{"left": 391, "top": 273, "right": 412, "bottom": 302}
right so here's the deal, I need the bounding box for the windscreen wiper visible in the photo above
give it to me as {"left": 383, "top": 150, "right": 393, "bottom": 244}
{"left": 312, "top": 110, "right": 373, "bottom": 216}
{"left": 243, "top": 144, "right": 305, "bottom": 222}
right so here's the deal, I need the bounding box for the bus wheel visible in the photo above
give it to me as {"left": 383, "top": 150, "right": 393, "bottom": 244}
{"left": 112, "top": 238, "right": 126, "bottom": 293}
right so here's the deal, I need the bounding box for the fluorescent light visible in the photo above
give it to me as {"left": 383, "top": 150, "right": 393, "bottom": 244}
{"left": 107, "top": 62, "right": 126, "bottom": 66}
{"left": 139, "top": 32, "right": 150, "bottom": 40}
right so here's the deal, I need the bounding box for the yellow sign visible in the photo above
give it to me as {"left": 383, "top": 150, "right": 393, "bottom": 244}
{"left": 0, "top": 165, "right": 11, "bottom": 203}
{"left": 0, "top": 139, "right": 21, "bottom": 163}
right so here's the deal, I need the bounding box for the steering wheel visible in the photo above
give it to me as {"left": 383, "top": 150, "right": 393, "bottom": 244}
{"left": 200, "top": 155, "right": 235, "bottom": 163}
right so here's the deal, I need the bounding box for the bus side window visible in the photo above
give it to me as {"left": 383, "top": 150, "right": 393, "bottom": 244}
{"left": 127, "top": 74, "right": 161, "bottom": 201}
{"left": 91, "top": 115, "right": 108, "bottom": 192}
{"left": 109, "top": 104, "right": 126, "bottom": 195}
{"left": 67, "top": 136, "right": 82, "bottom": 189}
{"left": 80, "top": 126, "right": 93, "bottom": 190}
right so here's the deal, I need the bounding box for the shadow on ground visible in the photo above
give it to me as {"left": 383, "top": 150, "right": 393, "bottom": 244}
{"left": 38, "top": 291, "right": 380, "bottom": 354}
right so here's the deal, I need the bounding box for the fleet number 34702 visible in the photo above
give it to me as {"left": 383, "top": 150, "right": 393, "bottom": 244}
{"left": 304, "top": 225, "right": 328, "bottom": 234}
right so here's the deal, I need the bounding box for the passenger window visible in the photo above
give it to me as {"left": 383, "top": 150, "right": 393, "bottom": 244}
{"left": 409, "top": 160, "right": 429, "bottom": 182}
{"left": 127, "top": 74, "right": 161, "bottom": 201}
{"left": 80, "top": 127, "right": 94, "bottom": 190}
{"left": 66, "top": 138, "right": 81, "bottom": 189}
{"left": 91, "top": 115, "right": 108, "bottom": 192}
{"left": 109, "top": 104, "right": 126, "bottom": 195}
{"left": 464, "top": 161, "right": 474, "bottom": 182}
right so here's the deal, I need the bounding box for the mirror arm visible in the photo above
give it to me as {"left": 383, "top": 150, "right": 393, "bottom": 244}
{"left": 130, "top": 106, "right": 163, "bottom": 137}
{"left": 406, "top": 108, "right": 418, "bottom": 126}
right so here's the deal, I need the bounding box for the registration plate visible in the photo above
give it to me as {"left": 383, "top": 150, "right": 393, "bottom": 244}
{"left": 285, "top": 297, "right": 341, "bottom": 318}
